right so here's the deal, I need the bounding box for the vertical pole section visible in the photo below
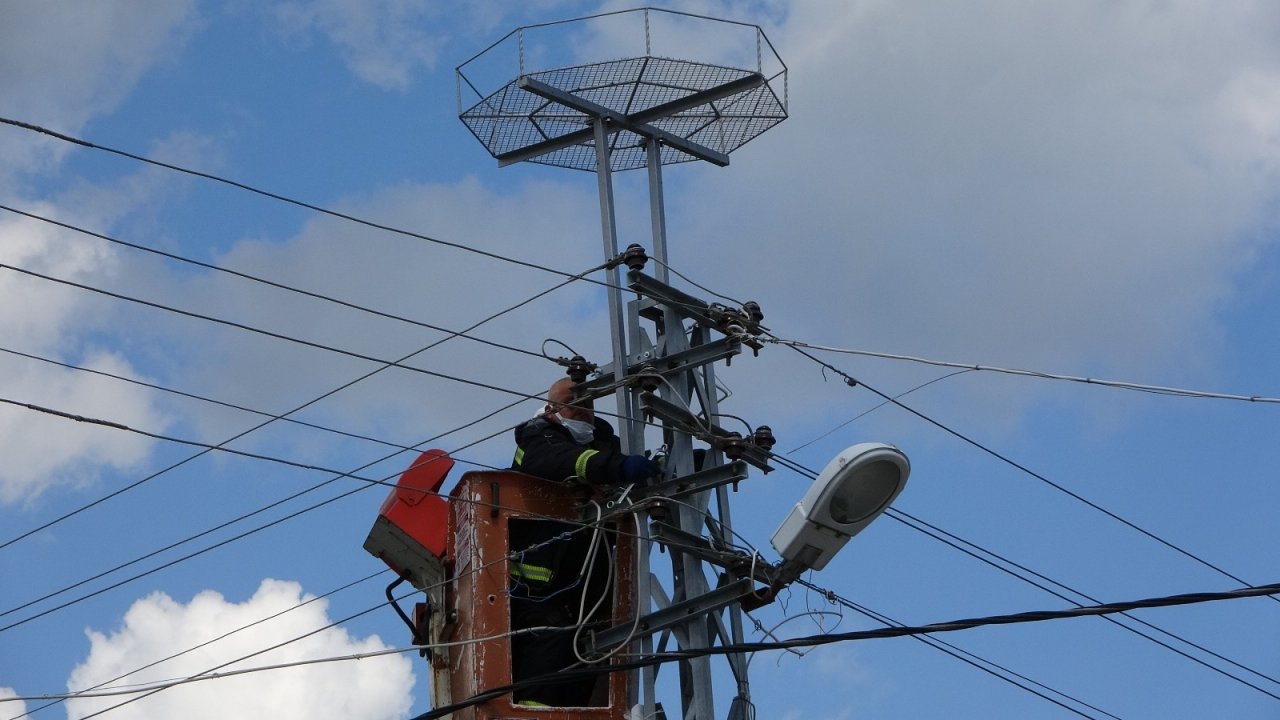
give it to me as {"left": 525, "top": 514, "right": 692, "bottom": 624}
{"left": 593, "top": 118, "right": 634, "bottom": 453}
{"left": 647, "top": 138, "right": 670, "bottom": 285}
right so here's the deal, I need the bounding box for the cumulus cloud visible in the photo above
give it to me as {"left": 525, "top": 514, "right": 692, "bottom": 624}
{"left": 0, "top": 0, "right": 198, "bottom": 191}
{"left": 64, "top": 579, "right": 414, "bottom": 720}
{"left": 0, "top": 688, "right": 28, "bottom": 719}
{"left": 0, "top": 208, "right": 172, "bottom": 505}
{"left": 638, "top": 1, "right": 1280, "bottom": 427}
{"left": 140, "top": 175, "right": 612, "bottom": 464}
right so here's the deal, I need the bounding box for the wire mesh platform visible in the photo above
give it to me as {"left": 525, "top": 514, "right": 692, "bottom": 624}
{"left": 456, "top": 9, "right": 788, "bottom": 172}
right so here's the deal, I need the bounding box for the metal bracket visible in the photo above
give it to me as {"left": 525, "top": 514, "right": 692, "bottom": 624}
{"left": 588, "top": 577, "right": 757, "bottom": 654}
{"left": 580, "top": 336, "right": 742, "bottom": 397}
{"left": 639, "top": 392, "right": 773, "bottom": 473}
{"left": 643, "top": 460, "right": 749, "bottom": 501}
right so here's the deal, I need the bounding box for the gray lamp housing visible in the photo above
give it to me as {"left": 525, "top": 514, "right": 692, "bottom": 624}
{"left": 771, "top": 442, "right": 910, "bottom": 571}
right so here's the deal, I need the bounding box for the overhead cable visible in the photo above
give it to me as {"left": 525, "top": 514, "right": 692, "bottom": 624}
{"left": 58, "top": 513, "right": 622, "bottom": 720}
{"left": 653, "top": 495, "right": 1118, "bottom": 718}
{"left": 0, "top": 257, "right": 603, "bottom": 552}
{"left": 410, "top": 581, "right": 1280, "bottom": 719}
{"left": 763, "top": 450, "right": 1278, "bottom": 697}
{"left": 0, "top": 117, "right": 612, "bottom": 287}
{"left": 1, "top": 262, "right": 550, "bottom": 401}
{"left": 767, "top": 338, "right": 1280, "bottom": 404}
{"left": 8, "top": 568, "right": 389, "bottom": 720}
{"left": 795, "top": 579, "right": 1123, "bottom": 720}
{"left": 0, "top": 345, "right": 420, "bottom": 452}
{"left": 0, "top": 205, "right": 548, "bottom": 363}
{"left": 778, "top": 341, "right": 1277, "bottom": 601}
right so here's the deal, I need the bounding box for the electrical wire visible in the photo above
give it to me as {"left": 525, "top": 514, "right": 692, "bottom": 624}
{"left": 0, "top": 364, "right": 673, "bottom": 633}
{"left": 656, "top": 491, "right": 1131, "bottom": 715}
{"left": 0, "top": 257, "right": 606, "bottom": 552}
{"left": 55, "top": 500, "right": 628, "bottom": 720}
{"left": 0, "top": 117, "right": 620, "bottom": 289}
{"left": 886, "top": 507, "right": 1280, "bottom": 697}
{"left": 794, "top": 580, "right": 1124, "bottom": 720}
{"left": 776, "top": 340, "right": 1278, "bottom": 601}
{"left": 0, "top": 345, "right": 419, "bottom": 451}
{"left": 763, "top": 449, "right": 1280, "bottom": 697}
{"left": 789, "top": 367, "right": 974, "bottom": 452}
{"left": 0, "top": 261, "right": 554, "bottom": 402}
{"left": 0, "top": 205, "right": 550, "bottom": 363}
{"left": 8, "top": 568, "right": 391, "bottom": 719}
{"left": 408, "top": 581, "right": 1280, "bottom": 720}
{"left": 0, "top": 400, "right": 532, "bottom": 633}
{"left": 766, "top": 338, "right": 1280, "bottom": 405}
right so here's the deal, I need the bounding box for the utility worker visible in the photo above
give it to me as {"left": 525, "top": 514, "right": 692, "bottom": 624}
{"left": 506, "top": 377, "right": 658, "bottom": 707}
{"left": 512, "top": 377, "right": 659, "bottom": 487}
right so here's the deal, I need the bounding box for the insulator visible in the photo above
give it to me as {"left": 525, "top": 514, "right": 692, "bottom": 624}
{"left": 565, "top": 355, "right": 593, "bottom": 383}
{"left": 742, "top": 300, "right": 764, "bottom": 324}
{"left": 722, "top": 432, "right": 745, "bottom": 460}
{"left": 635, "top": 364, "right": 662, "bottom": 392}
{"left": 622, "top": 243, "right": 649, "bottom": 270}
{"left": 752, "top": 425, "right": 776, "bottom": 451}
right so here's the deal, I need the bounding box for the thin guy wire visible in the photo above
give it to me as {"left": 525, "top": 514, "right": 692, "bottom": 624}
{"left": 767, "top": 337, "right": 1280, "bottom": 405}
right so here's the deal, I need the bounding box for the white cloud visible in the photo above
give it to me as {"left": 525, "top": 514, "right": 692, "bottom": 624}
{"left": 0, "top": 0, "right": 198, "bottom": 191}
{"left": 657, "top": 1, "right": 1280, "bottom": 427}
{"left": 0, "top": 208, "right": 173, "bottom": 505}
{"left": 0, "top": 687, "right": 29, "bottom": 719}
{"left": 64, "top": 579, "right": 414, "bottom": 720}
{"left": 148, "top": 175, "right": 611, "bottom": 461}
{"left": 271, "top": 0, "right": 456, "bottom": 91}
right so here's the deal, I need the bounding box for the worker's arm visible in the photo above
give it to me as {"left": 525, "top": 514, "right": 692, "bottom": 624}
{"left": 514, "top": 418, "right": 651, "bottom": 485}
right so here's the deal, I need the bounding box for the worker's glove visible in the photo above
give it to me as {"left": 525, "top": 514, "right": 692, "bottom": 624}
{"left": 621, "top": 454, "right": 659, "bottom": 486}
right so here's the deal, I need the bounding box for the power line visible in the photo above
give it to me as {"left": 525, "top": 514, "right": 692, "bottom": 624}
{"left": 777, "top": 341, "right": 1277, "bottom": 601}
{"left": 55, "top": 509, "right": 627, "bottom": 720}
{"left": 764, "top": 449, "right": 1279, "bottom": 698}
{"left": 0, "top": 370, "right": 631, "bottom": 634}
{"left": 0, "top": 204, "right": 550, "bottom": 364}
{"left": 0, "top": 262, "right": 553, "bottom": 401}
{"left": 885, "top": 507, "right": 1280, "bottom": 699}
{"left": 766, "top": 338, "right": 1280, "bottom": 405}
{"left": 0, "top": 117, "right": 613, "bottom": 287}
{"left": 894, "top": 504, "right": 1280, "bottom": 687}
{"left": 794, "top": 579, "right": 1123, "bottom": 720}
{"left": 789, "top": 367, "right": 973, "bottom": 452}
{"left": 0, "top": 397, "right": 526, "bottom": 632}
{"left": 0, "top": 345, "right": 420, "bottom": 452}
{"left": 0, "top": 258, "right": 601, "bottom": 552}
{"left": 650, "top": 494, "right": 1121, "bottom": 718}
{"left": 410, "top": 581, "right": 1280, "bottom": 719}
{"left": 7, "top": 568, "right": 390, "bottom": 719}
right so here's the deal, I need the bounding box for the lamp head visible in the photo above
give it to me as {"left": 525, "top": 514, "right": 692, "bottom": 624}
{"left": 771, "top": 442, "right": 910, "bottom": 571}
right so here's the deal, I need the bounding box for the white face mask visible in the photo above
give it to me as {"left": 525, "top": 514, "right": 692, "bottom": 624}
{"left": 558, "top": 415, "right": 595, "bottom": 444}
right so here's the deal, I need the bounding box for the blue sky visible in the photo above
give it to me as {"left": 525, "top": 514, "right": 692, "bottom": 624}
{"left": 2, "top": 1, "right": 1279, "bottom": 718}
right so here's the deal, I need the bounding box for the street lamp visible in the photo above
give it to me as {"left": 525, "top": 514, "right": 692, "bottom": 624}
{"left": 771, "top": 442, "right": 911, "bottom": 572}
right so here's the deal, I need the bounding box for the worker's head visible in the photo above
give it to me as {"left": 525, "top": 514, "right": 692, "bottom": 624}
{"left": 547, "top": 377, "right": 594, "bottom": 423}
